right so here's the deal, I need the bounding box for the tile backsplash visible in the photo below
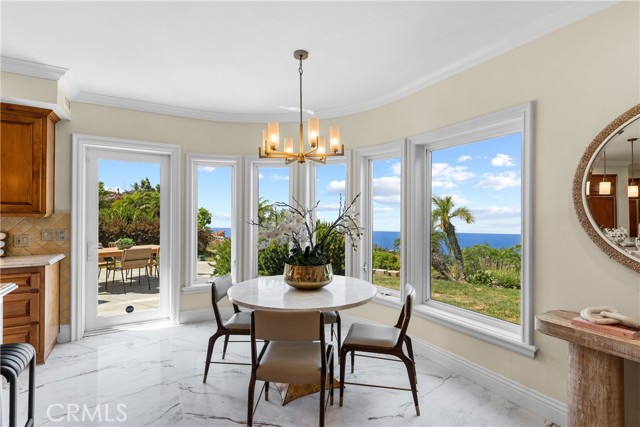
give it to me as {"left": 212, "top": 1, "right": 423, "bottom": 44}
{"left": 0, "top": 212, "right": 71, "bottom": 323}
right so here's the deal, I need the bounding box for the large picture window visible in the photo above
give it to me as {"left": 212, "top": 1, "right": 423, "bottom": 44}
{"left": 408, "top": 103, "right": 535, "bottom": 356}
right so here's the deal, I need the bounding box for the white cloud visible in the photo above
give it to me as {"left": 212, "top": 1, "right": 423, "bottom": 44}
{"left": 374, "top": 207, "right": 394, "bottom": 213}
{"left": 317, "top": 203, "right": 341, "bottom": 211}
{"left": 457, "top": 155, "right": 472, "bottom": 163}
{"left": 431, "top": 162, "right": 474, "bottom": 190}
{"left": 199, "top": 166, "right": 215, "bottom": 172}
{"left": 211, "top": 212, "right": 231, "bottom": 220}
{"left": 325, "top": 180, "right": 346, "bottom": 194}
{"left": 475, "top": 171, "right": 520, "bottom": 190}
{"left": 432, "top": 192, "right": 471, "bottom": 206}
{"left": 473, "top": 206, "right": 521, "bottom": 217}
{"left": 105, "top": 186, "right": 124, "bottom": 193}
{"left": 270, "top": 174, "right": 289, "bottom": 181}
{"left": 258, "top": 172, "right": 264, "bottom": 180}
{"left": 372, "top": 176, "right": 401, "bottom": 205}
{"left": 491, "top": 154, "right": 515, "bottom": 167}
{"left": 391, "top": 161, "right": 401, "bottom": 176}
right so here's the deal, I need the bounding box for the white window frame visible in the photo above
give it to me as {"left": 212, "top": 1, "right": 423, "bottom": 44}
{"left": 306, "top": 155, "right": 354, "bottom": 275}
{"left": 184, "top": 153, "right": 241, "bottom": 291}
{"left": 353, "top": 141, "right": 405, "bottom": 300}
{"left": 407, "top": 102, "right": 536, "bottom": 357}
{"left": 243, "top": 157, "right": 296, "bottom": 280}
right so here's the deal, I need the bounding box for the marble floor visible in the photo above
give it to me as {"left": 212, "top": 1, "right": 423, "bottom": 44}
{"left": 1, "top": 320, "right": 553, "bottom": 426}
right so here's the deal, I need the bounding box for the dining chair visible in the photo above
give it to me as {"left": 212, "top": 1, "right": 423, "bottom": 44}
{"left": 203, "top": 274, "right": 251, "bottom": 383}
{"left": 339, "top": 283, "right": 420, "bottom": 416}
{"left": 106, "top": 246, "right": 153, "bottom": 294}
{"left": 247, "top": 310, "right": 334, "bottom": 427}
{"left": 323, "top": 311, "right": 341, "bottom": 355}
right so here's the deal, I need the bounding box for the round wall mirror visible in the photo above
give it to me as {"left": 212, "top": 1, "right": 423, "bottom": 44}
{"left": 573, "top": 104, "right": 640, "bottom": 273}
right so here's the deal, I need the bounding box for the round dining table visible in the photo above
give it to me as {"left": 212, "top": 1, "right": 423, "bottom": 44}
{"left": 227, "top": 275, "right": 377, "bottom": 312}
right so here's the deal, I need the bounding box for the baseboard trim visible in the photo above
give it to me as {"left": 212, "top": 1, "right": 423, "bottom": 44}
{"left": 57, "top": 323, "right": 71, "bottom": 343}
{"left": 179, "top": 307, "right": 233, "bottom": 324}
{"left": 339, "top": 313, "right": 566, "bottom": 426}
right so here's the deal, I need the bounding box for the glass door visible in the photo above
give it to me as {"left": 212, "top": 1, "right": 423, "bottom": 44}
{"left": 84, "top": 147, "right": 170, "bottom": 330}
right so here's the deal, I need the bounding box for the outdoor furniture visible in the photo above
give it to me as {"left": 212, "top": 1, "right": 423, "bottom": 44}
{"left": 339, "top": 284, "right": 420, "bottom": 416}
{"left": 106, "top": 246, "right": 153, "bottom": 294}
{"left": 247, "top": 310, "right": 334, "bottom": 427}
{"left": 1, "top": 343, "right": 36, "bottom": 427}
{"left": 203, "top": 274, "right": 251, "bottom": 383}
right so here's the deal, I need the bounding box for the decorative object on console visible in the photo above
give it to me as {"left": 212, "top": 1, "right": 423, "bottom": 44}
{"left": 604, "top": 227, "right": 628, "bottom": 244}
{"left": 572, "top": 306, "right": 640, "bottom": 338}
{"left": 258, "top": 50, "right": 344, "bottom": 164}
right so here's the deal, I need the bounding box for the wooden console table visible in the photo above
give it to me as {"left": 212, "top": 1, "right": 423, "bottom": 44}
{"left": 536, "top": 310, "right": 640, "bottom": 427}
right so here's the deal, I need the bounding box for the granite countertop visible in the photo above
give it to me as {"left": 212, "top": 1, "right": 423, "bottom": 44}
{"left": 0, "top": 253, "right": 65, "bottom": 268}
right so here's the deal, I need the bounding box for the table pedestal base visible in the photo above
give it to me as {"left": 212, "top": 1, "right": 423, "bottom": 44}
{"left": 568, "top": 342, "right": 624, "bottom": 427}
{"left": 275, "top": 378, "right": 339, "bottom": 406}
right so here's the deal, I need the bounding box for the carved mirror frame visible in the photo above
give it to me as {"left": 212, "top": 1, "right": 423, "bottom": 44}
{"left": 573, "top": 104, "right": 640, "bottom": 274}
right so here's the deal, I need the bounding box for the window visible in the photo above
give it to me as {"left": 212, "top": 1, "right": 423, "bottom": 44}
{"left": 354, "top": 142, "right": 403, "bottom": 300}
{"left": 310, "top": 160, "right": 348, "bottom": 275}
{"left": 244, "top": 159, "right": 293, "bottom": 279}
{"left": 408, "top": 102, "right": 535, "bottom": 356}
{"left": 185, "top": 154, "right": 241, "bottom": 288}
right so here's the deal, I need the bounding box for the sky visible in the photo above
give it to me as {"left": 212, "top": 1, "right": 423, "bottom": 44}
{"left": 98, "top": 132, "right": 521, "bottom": 236}
{"left": 431, "top": 132, "right": 522, "bottom": 234}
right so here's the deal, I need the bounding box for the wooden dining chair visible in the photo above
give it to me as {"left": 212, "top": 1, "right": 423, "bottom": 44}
{"left": 106, "top": 246, "right": 153, "bottom": 294}
{"left": 339, "top": 284, "right": 420, "bottom": 416}
{"left": 247, "top": 310, "right": 334, "bottom": 427}
{"left": 203, "top": 274, "right": 251, "bottom": 383}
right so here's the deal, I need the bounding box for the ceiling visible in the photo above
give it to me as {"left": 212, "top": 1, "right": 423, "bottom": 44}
{"left": 1, "top": 1, "right": 616, "bottom": 123}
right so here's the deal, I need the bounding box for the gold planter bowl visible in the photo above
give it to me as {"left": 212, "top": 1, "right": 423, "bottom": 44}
{"left": 283, "top": 263, "right": 333, "bottom": 290}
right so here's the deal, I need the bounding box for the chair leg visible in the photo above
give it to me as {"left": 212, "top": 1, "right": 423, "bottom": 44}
{"left": 203, "top": 333, "right": 223, "bottom": 383}
{"left": 350, "top": 350, "right": 355, "bottom": 373}
{"left": 121, "top": 270, "right": 126, "bottom": 295}
{"left": 320, "top": 369, "right": 326, "bottom": 427}
{"left": 146, "top": 266, "right": 151, "bottom": 290}
{"left": 3, "top": 368, "right": 18, "bottom": 427}
{"left": 28, "top": 350, "right": 35, "bottom": 423}
{"left": 222, "top": 335, "right": 230, "bottom": 359}
{"left": 400, "top": 354, "right": 420, "bottom": 416}
{"left": 336, "top": 312, "right": 342, "bottom": 356}
{"left": 264, "top": 381, "right": 269, "bottom": 401}
{"left": 247, "top": 376, "right": 256, "bottom": 427}
{"left": 405, "top": 335, "right": 417, "bottom": 384}
{"left": 339, "top": 348, "right": 347, "bottom": 406}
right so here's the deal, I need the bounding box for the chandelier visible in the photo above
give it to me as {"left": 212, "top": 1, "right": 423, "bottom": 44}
{"left": 259, "top": 50, "right": 344, "bottom": 164}
{"left": 629, "top": 138, "right": 639, "bottom": 198}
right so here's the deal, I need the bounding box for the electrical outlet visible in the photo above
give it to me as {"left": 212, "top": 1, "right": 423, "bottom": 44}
{"left": 14, "top": 234, "right": 30, "bottom": 247}
{"left": 42, "top": 230, "right": 65, "bottom": 241}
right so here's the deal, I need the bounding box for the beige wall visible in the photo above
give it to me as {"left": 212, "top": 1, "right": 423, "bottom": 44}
{"left": 3, "top": 1, "right": 640, "bottom": 415}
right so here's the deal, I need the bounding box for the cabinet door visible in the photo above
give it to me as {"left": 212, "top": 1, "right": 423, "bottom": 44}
{"left": 0, "top": 270, "right": 41, "bottom": 292}
{"left": 3, "top": 324, "right": 40, "bottom": 361}
{"left": 0, "top": 103, "right": 58, "bottom": 216}
{"left": 3, "top": 292, "right": 40, "bottom": 327}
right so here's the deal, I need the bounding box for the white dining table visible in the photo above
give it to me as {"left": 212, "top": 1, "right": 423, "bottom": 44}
{"left": 227, "top": 275, "right": 377, "bottom": 312}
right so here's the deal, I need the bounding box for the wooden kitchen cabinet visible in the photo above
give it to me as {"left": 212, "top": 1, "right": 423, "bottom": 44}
{"left": 0, "top": 103, "right": 60, "bottom": 217}
{"left": 1, "top": 259, "right": 61, "bottom": 363}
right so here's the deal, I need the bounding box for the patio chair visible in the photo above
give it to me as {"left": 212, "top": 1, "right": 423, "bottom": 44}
{"left": 339, "top": 284, "right": 420, "bottom": 416}
{"left": 107, "top": 246, "right": 153, "bottom": 294}
{"left": 247, "top": 310, "right": 334, "bottom": 427}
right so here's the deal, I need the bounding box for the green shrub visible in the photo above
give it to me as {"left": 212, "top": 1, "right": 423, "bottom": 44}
{"left": 372, "top": 245, "right": 400, "bottom": 270}
{"left": 208, "top": 239, "right": 232, "bottom": 276}
{"left": 469, "top": 270, "right": 495, "bottom": 286}
{"left": 491, "top": 270, "right": 521, "bottom": 289}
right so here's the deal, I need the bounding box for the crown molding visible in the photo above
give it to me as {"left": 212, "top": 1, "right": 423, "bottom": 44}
{"left": 1, "top": 56, "right": 68, "bottom": 80}
{"left": 3, "top": 1, "right": 617, "bottom": 124}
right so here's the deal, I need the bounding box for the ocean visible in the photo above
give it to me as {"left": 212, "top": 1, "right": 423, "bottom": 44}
{"left": 212, "top": 227, "right": 520, "bottom": 250}
{"left": 372, "top": 230, "right": 520, "bottom": 250}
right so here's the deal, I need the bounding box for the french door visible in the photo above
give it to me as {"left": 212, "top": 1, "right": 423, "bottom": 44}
{"left": 72, "top": 135, "right": 180, "bottom": 337}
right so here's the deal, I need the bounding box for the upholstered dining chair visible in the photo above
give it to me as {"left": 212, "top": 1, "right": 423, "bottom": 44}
{"left": 247, "top": 310, "right": 334, "bottom": 427}
{"left": 106, "top": 246, "right": 153, "bottom": 294}
{"left": 323, "top": 311, "right": 341, "bottom": 355}
{"left": 339, "top": 284, "right": 420, "bottom": 416}
{"left": 202, "top": 274, "right": 251, "bottom": 383}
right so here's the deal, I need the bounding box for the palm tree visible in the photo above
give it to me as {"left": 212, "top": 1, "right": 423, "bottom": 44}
{"left": 430, "top": 222, "right": 453, "bottom": 281}
{"left": 432, "top": 195, "right": 474, "bottom": 281}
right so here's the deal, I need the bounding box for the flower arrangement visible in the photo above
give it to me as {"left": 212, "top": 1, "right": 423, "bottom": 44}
{"left": 254, "top": 194, "right": 363, "bottom": 267}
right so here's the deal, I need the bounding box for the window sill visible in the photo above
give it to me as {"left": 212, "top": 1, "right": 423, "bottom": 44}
{"left": 181, "top": 283, "right": 211, "bottom": 294}
{"left": 369, "top": 296, "right": 538, "bottom": 358}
